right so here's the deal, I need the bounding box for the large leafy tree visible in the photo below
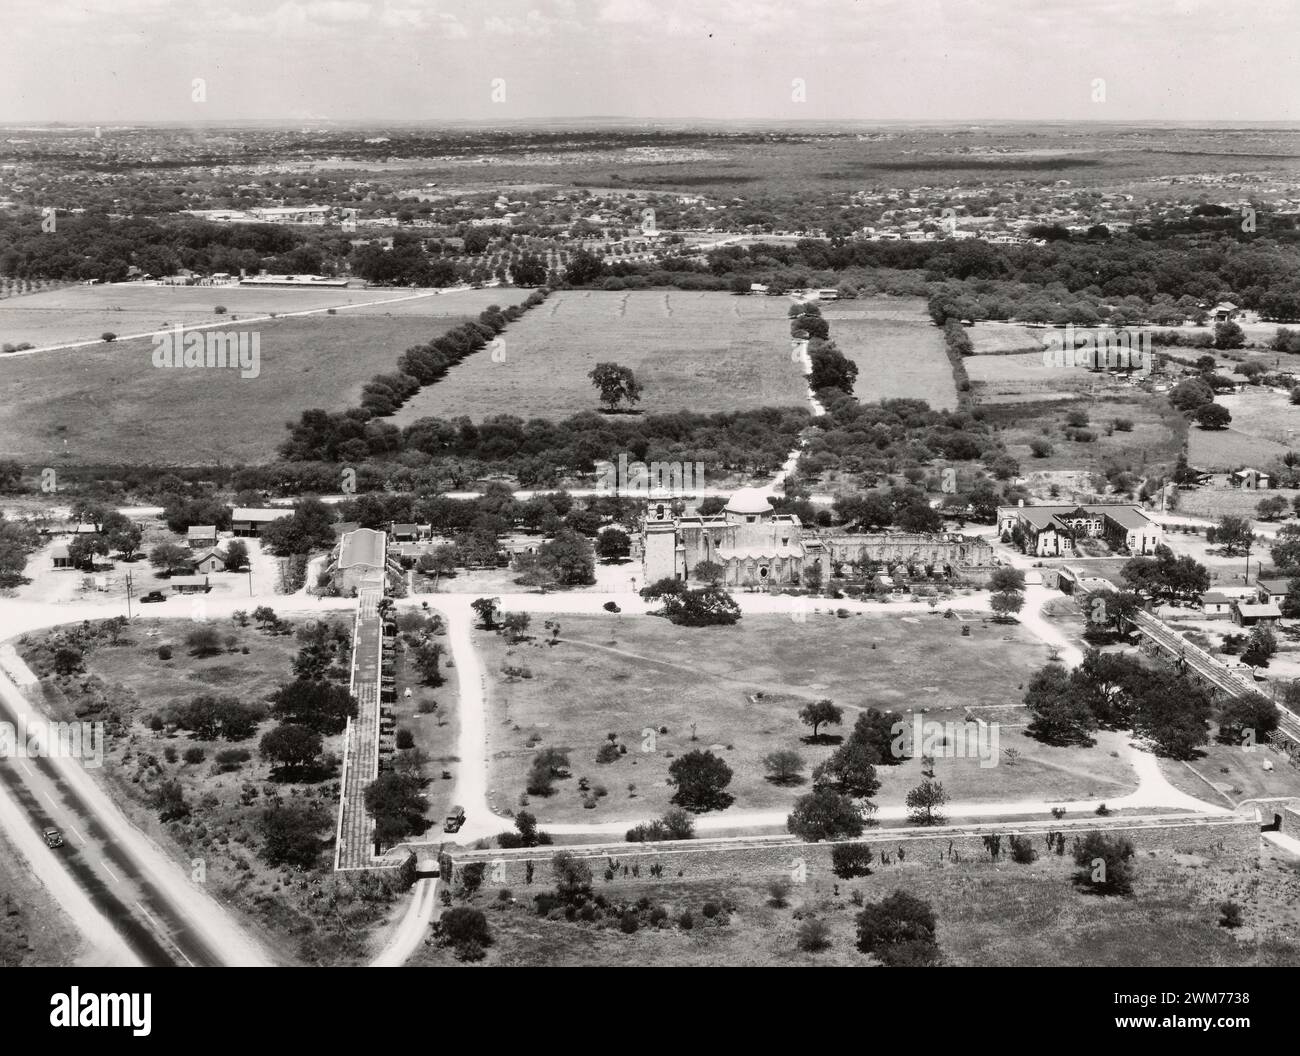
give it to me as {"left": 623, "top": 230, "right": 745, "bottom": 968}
{"left": 588, "top": 362, "right": 642, "bottom": 411}
{"left": 667, "top": 750, "right": 734, "bottom": 812}
{"left": 787, "top": 786, "right": 870, "bottom": 842}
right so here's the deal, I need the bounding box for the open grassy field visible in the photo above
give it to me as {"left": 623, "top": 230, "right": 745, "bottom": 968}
{"left": 390, "top": 289, "right": 808, "bottom": 424}
{"left": 1187, "top": 388, "right": 1298, "bottom": 470}
{"left": 968, "top": 321, "right": 1046, "bottom": 355}
{"left": 821, "top": 297, "right": 958, "bottom": 410}
{"left": 412, "top": 844, "right": 1300, "bottom": 966}
{"left": 0, "top": 314, "right": 465, "bottom": 465}
{"left": 480, "top": 611, "right": 1136, "bottom": 825}
{"left": 983, "top": 393, "right": 1184, "bottom": 479}
{"left": 0, "top": 282, "right": 445, "bottom": 350}
{"left": 1173, "top": 484, "right": 1296, "bottom": 521}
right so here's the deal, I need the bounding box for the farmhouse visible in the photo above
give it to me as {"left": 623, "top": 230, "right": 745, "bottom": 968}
{"left": 170, "top": 575, "right": 210, "bottom": 595}
{"left": 996, "top": 503, "right": 1162, "bottom": 557}
{"left": 1255, "top": 578, "right": 1291, "bottom": 605}
{"left": 50, "top": 544, "right": 72, "bottom": 570}
{"left": 187, "top": 525, "right": 218, "bottom": 549}
{"left": 1231, "top": 468, "right": 1270, "bottom": 490}
{"left": 390, "top": 523, "right": 431, "bottom": 543}
{"left": 330, "top": 528, "right": 389, "bottom": 593}
{"left": 1234, "top": 599, "right": 1281, "bottom": 626}
{"left": 193, "top": 549, "right": 228, "bottom": 575}
{"left": 231, "top": 507, "right": 288, "bottom": 537}
{"left": 1200, "top": 591, "right": 1235, "bottom": 617}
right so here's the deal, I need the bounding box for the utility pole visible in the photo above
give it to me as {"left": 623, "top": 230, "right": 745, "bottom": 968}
{"left": 247, "top": 566, "right": 253, "bottom": 597}
{"left": 125, "top": 570, "right": 133, "bottom": 619}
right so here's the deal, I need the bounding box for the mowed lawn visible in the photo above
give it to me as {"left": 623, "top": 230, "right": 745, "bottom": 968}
{"left": 0, "top": 282, "right": 431, "bottom": 350}
{"left": 413, "top": 849, "right": 1299, "bottom": 967}
{"left": 390, "top": 289, "right": 808, "bottom": 423}
{"left": 820, "top": 298, "right": 958, "bottom": 410}
{"left": 481, "top": 612, "right": 1135, "bottom": 825}
{"left": 0, "top": 315, "right": 468, "bottom": 465}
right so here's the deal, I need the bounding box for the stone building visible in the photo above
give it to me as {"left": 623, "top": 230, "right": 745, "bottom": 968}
{"left": 642, "top": 487, "right": 996, "bottom": 589}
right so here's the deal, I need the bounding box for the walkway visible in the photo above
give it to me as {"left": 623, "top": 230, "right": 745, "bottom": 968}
{"left": 334, "top": 585, "right": 386, "bottom": 870}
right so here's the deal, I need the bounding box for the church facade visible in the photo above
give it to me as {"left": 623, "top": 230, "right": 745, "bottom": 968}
{"left": 642, "top": 487, "right": 996, "bottom": 589}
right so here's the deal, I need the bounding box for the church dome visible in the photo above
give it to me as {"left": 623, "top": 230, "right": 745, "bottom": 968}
{"left": 725, "top": 487, "right": 774, "bottom": 516}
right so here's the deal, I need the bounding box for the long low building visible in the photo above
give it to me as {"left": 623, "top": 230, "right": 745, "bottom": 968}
{"left": 996, "top": 502, "right": 1162, "bottom": 557}
{"left": 231, "top": 506, "right": 290, "bottom": 536}
{"left": 331, "top": 528, "right": 390, "bottom": 593}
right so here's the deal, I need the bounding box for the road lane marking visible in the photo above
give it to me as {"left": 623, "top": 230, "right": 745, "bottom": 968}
{"left": 43, "top": 791, "right": 59, "bottom": 810}
{"left": 69, "top": 825, "right": 87, "bottom": 845}
{"left": 101, "top": 860, "right": 120, "bottom": 883}
{"left": 135, "top": 902, "right": 196, "bottom": 967}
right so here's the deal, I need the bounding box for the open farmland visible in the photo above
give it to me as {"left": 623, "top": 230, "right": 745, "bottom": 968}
{"left": 390, "top": 289, "right": 808, "bottom": 423}
{"left": 1187, "top": 388, "right": 1298, "bottom": 470}
{"left": 0, "top": 281, "right": 448, "bottom": 350}
{"left": 481, "top": 611, "right": 1134, "bottom": 825}
{"left": 985, "top": 394, "right": 1184, "bottom": 477}
{"left": 821, "top": 297, "right": 958, "bottom": 410}
{"left": 0, "top": 314, "right": 469, "bottom": 465}
{"left": 968, "top": 321, "right": 1046, "bottom": 355}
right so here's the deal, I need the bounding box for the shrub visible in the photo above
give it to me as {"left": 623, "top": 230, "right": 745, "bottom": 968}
{"left": 183, "top": 746, "right": 206, "bottom": 764}
{"left": 797, "top": 916, "right": 832, "bottom": 952}
{"left": 619, "top": 911, "right": 639, "bottom": 934}
{"left": 767, "top": 878, "right": 792, "bottom": 908}
{"left": 157, "top": 645, "right": 173, "bottom": 660}
{"left": 1219, "top": 901, "right": 1243, "bottom": 929}
{"left": 214, "top": 747, "right": 251, "bottom": 771}
{"left": 596, "top": 742, "right": 621, "bottom": 764}
{"left": 678, "top": 910, "right": 695, "bottom": 930}
{"left": 439, "top": 906, "right": 492, "bottom": 958}
{"left": 1008, "top": 835, "right": 1037, "bottom": 864}
{"left": 831, "top": 842, "right": 874, "bottom": 878}
{"left": 702, "top": 901, "right": 720, "bottom": 919}
{"left": 395, "top": 728, "right": 415, "bottom": 750}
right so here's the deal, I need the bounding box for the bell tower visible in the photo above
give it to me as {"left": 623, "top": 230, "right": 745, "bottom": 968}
{"left": 642, "top": 490, "right": 679, "bottom": 584}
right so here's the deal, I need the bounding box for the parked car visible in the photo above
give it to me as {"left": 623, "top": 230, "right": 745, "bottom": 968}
{"left": 140, "top": 591, "right": 167, "bottom": 603}
{"left": 444, "top": 806, "right": 466, "bottom": 833}
{"left": 42, "top": 827, "right": 64, "bottom": 848}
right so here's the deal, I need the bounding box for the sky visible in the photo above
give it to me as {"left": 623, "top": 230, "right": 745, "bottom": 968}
{"left": 0, "top": 0, "right": 1295, "bottom": 124}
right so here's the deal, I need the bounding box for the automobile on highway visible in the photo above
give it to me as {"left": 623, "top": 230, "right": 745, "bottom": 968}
{"left": 140, "top": 591, "right": 168, "bottom": 603}
{"left": 444, "top": 806, "right": 466, "bottom": 833}
{"left": 42, "top": 827, "right": 64, "bottom": 848}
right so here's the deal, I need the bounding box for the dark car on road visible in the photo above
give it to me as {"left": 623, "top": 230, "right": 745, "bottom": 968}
{"left": 42, "top": 827, "right": 64, "bottom": 848}
{"left": 141, "top": 591, "right": 167, "bottom": 603}
{"left": 444, "top": 806, "right": 466, "bottom": 833}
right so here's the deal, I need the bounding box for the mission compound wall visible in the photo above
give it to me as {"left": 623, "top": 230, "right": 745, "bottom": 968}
{"left": 440, "top": 812, "right": 1260, "bottom": 889}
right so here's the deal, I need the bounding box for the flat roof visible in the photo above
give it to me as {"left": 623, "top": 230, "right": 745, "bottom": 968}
{"left": 338, "top": 528, "right": 387, "bottom": 569}
{"left": 232, "top": 507, "right": 289, "bottom": 522}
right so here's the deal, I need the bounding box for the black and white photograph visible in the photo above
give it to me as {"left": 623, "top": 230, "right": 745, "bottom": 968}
{"left": 1, "top": 0, "right": 1299, "bottom": 1008}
